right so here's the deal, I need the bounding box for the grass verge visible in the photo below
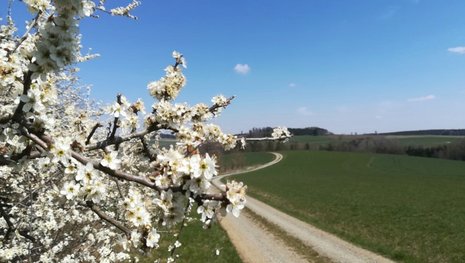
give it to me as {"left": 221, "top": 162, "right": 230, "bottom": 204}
{"left": 219, "top": 151, "right": 275, "bottom": 173}
{"left": 138, "top": 216, "right": 241, "bottom": 263}
{"left": 232, "top": 150, "right": 465, "bottom": 262}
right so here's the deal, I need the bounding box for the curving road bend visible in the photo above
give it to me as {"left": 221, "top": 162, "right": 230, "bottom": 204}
{"left": 213, "top": 152, "right": 394, "bottom": 263}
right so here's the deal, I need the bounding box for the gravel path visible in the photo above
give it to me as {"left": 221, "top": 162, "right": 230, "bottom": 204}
{"left": 214, "top": 152, "right": 395, "bottom": 263}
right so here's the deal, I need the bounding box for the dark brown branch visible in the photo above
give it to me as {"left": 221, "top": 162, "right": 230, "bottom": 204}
{"left": 0, "top": 205, "right": 15, "bottom": 240}
{"left": 0, "top": 156, "right": 16, "bottom": 166}
{"left": 70, "top": 151, "right": 158, "bottom": 189}
{"left": 0, "top": 113, "right": 13, "bottom": 125}
{"left": 7, "top": 71, "right": 33, "bottom": 124}
{"left": 86, "top": 129, "right": 151, "bottom": 151}
{"left": 108, "top": 94, "right": 122, "bottom": 141}
{"left": 140, "top": 137, "right": 156, "bottom": 161}
{"left": 22, "top": 129, "right": 230, "bottom": 203}
{"left": 85, "top": 123, "right": 103, "bottom": 145}
{"left": 86, "top": 201, "right": 131, "bottom": 238}
{"left": 22, "top": 129, "right": 158, "bottom": 189}
{"left": 86, "top": 122, "right": 179, "bottom": 151}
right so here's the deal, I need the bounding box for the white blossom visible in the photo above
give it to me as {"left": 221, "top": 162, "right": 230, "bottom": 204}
{"left": 146, "top": 228, "right": 161, "bottom": 248}
{"left": 100, "top": 151, "right": 121, "bottom": 170}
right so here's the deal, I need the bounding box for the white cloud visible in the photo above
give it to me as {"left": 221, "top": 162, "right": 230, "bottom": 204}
{"left": 297, "top": 106, "right": 314, "bottom": 116}
{"left": 234, "top": 64, "right": 250, "bottom": 75}
{"left": 407, "top": 94, "right": 436, "bottom": 102}
{"left": 288, "top": 83, "right": 297, "bottom": 88}
{"left": 448, "top": 46, "right": 465, "bottom": 55}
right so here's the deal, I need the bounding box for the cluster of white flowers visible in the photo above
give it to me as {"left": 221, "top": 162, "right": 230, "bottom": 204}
{"left": 271, "top": 126, "right": 292, "bottom": 140}
{"left": 175, "top": 123, "right": 237, "bottom": 150}
{"left": 147, "top": 51, "right": 187, "bottom": 101}
{"left": 0, "top": 1, "right": 290, "bottom": 262}
{"left": 30, "top": 0, "right": 95, "bottom": 73}
{"left": 107, "top": 0, "right": 141, "bottom": 19}
{"left": 0, "top": 23, "right": 34, "bottom": 119}
{"left": 225, "top": 181, "right": 247, "bottom": 217}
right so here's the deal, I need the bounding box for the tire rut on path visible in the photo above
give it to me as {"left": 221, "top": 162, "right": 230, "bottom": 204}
{"left": 214, "top": 152, "right": 395, "bottom": 263}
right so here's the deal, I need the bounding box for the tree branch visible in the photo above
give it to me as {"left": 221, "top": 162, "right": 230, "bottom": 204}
{"left": 244, "top": 136, "right": 291, "bottom": 142}
{"left": 108, "top": 94, "right": 122, "bottom": 141}
{"left": 140, "top": 136, "right": 156, "bottom": 161}
{"left": 11, "top": 71, "right": 33, "bottom": 122}
{"left": 86, "top": 129, "right": 151, "bottom": 151}
{"left": 22, "top": 129, "right": 230, "bottom": 204}
{"left": 86, "top": 201, "right": 131, "bottom": 238}
{"left": 85, "top": 123, "right": 103, "bottom": 145}
{"left": 0, "top": 204, "right": 15, "bottom": 240}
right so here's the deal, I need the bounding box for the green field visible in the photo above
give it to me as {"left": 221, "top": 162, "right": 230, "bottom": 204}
{"left": 289, "top": 135, "right": 465, "bottom": 147}
{"left": 386, "top": 135, "right": 465, "bottom": 146}
{"left": 139, "top": 151, "right": 275, "bottom": 262}
{"left": 232, "top": 151, "right": 465, "bottom": 262}
{"left": 219, "top": 151, "right": 275, "bottom": 173}
{"left": 139, "top": 213, "right": 241, "bottom": 263}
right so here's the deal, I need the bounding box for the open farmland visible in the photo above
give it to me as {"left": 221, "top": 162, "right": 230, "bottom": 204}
{"left": 232, "top": 151, "right": 465, "bottom": 262}
{"left": 140, "top": 213, "right": 241, "bottom": 263}
{"left": 140, "top": 152, "right": 275, "bottom": 262}
{"left": 385, "top": 135, "right": 465, "bottom": 146}
{"left": 289, "top": 134, "right": 465, "bottom": 147}
{"left": 219, "top": 152, "right": 275, "bottom": 173}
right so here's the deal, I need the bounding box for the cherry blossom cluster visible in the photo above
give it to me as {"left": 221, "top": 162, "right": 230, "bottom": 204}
{"left": 272, "top": 126, "right": 293, "bottom": 140}
{"left": 0, "top": 1, "right": 290, "bottom": 262}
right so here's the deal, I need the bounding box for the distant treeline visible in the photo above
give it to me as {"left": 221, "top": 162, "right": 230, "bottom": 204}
{"left": 243, "top": 136, "right": 465, "bottom": 162}
{"left": 376, "top": 129, "right": 465, "bottom": 136}
{"left": 243, "top": 126, "right": 332, "bottom": 137}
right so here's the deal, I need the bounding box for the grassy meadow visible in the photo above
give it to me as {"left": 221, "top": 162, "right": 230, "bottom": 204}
{"left": 139, "top": 216, "right": 241, "bottom": 263}
{"left": 139, "top": 152, "right": 275, "bottom": 263}
{"left": 232, "top": 151, "right": 465, "bottom": 262}
{"left": 218, "top": 151, "right": 275, "bottom": 173}
{"left": 290, "top": 134, "right": 465, "bottom": 147}
{"left": 385, "top": 135, "right": 465, "bottom": 146}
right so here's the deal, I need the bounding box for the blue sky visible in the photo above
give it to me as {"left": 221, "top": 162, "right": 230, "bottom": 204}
{"left": 4, "top": 1, "right": 465, "bottom": 134}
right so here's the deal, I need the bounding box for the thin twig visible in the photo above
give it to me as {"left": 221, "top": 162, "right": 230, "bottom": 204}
{"left": 9, "top": 12, "right": 42, "bottom": 56}
{"left": 86, "top": 201, "right": 131, "bottom": 238}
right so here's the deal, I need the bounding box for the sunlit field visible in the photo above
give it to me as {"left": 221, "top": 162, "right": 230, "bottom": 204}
{"left": 233, "top": 151, "right": 465, "bottom": 262}
{"left": 290, "top": 135, "right": 465, "bottom": 147}
{"left": 139, "top": 152, "right": 276, "bottom": 262}
{"left": 139, "top": 212, "right": 241, "bottom": 263}
{"left": 386, "top": 135, "right": 465, "bottom": 146}
{"left": 219, "top": 152, "right": 275, "bottom": 173}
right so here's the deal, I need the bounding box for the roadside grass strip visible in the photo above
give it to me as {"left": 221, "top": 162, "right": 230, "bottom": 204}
{"left": 233, "top": 151, "right": 465, "bottom": 262}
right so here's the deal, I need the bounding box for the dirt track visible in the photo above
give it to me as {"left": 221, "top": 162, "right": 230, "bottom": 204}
{"left": 214, "top": 152, "right": 395, "bottom": 263}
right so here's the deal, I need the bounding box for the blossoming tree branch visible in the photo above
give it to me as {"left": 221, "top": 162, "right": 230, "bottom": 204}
{"left": 0, "top": 1, "right": 291, "bottom": 262}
